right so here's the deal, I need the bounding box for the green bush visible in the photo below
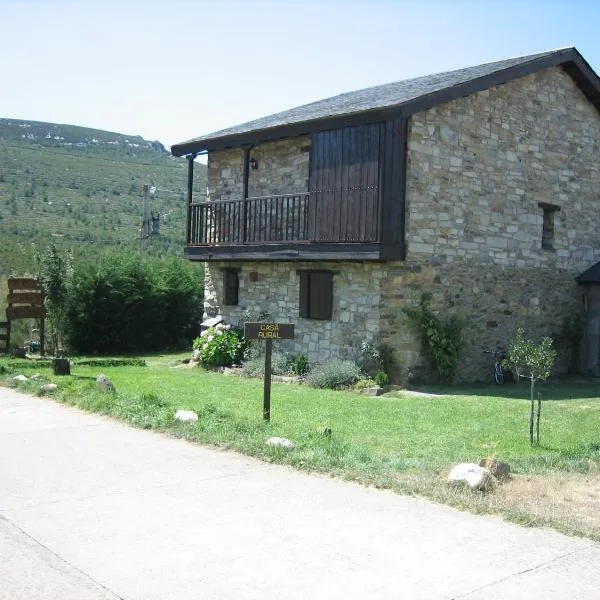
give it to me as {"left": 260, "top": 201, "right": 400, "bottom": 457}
{"left": 306, "top": 359, "right": 361, "bottom": 389}
{"left": 66, "top": 251, "right": 203, "bottom": 354}
{"left": 292, "top": 352, "right": 309, "bottom": 376}
{"left": 193, "top": 324, "right": 244, "bottom": 367}
{"left": 402, "top": 293, "right": 464, "bottom": 383}
{"left": 375, "top": 370, "right": 389, "bottom": 387}
{"left": 355, "top": 338, "right": 394, "bottom": 377}
{"left": 241, "top": 351, "right": 294, "bottom": 377}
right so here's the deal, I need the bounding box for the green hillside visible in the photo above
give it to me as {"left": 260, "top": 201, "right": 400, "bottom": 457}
{"left": 0, "top": 118, "right": 207, "bottom": 284}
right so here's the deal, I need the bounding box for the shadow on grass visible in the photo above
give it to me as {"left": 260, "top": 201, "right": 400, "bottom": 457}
{"left": 409, "top": 380, "right": 600, "bottom": 401}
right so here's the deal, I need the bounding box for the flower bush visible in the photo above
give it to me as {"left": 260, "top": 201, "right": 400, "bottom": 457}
{"left": 192, "top": 324, "right": 245, "bottom": 367}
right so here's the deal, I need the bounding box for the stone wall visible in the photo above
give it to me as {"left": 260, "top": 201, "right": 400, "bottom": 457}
{"left": 204, "top": 261, "right": 383, "bottom": 364}
{"left": 387, "top": 65, "right": 600, "bottom": 380}
{"left": 405, "top": 66, "right": 600, "bottom": 269}
{"left": 207, "top": 137, "right": 310, "bottom": 200}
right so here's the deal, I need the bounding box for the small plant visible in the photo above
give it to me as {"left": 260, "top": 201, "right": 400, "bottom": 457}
{"left": 306, "top": 359, "right": 361, "bottom": 389}
{"left": 292, "top": 352, "right": 309, "bottom": 376}
{"left": 241, "top": 351, "right": 294, "bottom": 377}
{"left": 35, "top": 243, "right": 73, "bottom": 356}
{"left": 193, "top": 323, "right": 245, "bottom": 368}
{"left": 375, "top": 370, "right": 389, "bottom": 387}
{"left": 355, "top": 338, "right": 394, "bottom": 378}
{"left": 402, "top": 293, "right": 464, "bottom": 383}
{"left": 503, "top": 328, "right": 557, "bottom": 446}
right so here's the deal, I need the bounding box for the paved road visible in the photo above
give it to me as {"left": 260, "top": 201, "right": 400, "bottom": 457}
{"left": 1, "top": 387, "right": 599, "bottom": 599}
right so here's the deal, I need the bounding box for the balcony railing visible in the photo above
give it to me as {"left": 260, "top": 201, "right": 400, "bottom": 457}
{"left": 189, "top": 194, "right": 310, "bottom": 245}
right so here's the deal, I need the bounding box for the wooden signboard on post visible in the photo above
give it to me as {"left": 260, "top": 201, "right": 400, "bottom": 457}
{"left": 244, "top": 322, "right": 295, "bottom": 421}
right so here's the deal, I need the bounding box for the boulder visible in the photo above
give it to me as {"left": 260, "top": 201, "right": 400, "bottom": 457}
{"left": 448, "top": 463, "right": 497, "bottom": 491}
{"left": 175, "top": 409, "right": 198, "bottom": 422}
{"left": 361, "top": 387, "right": 384, "bottom": 396}
{"left": 479, "top": 458, "right": 511, "bottom": 480}
{"left": 266, "top": 436, "right": 295, "bottom": 450}
{"left": 96, "top": 374, "right": 115, "bottom": 392}
{"left": 40, "top": 383, "right": 58, "bottom": 393}
{"left": 13, "top": 374, "right": 28, "bottom": 382}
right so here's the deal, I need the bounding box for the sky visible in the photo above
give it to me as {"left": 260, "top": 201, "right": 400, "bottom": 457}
{"left": 1, "top": 0, "right": 599, "bottom": 150}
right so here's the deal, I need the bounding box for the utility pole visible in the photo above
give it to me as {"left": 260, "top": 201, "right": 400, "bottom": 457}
{"left": 140, "top": 184, "right": 150, "bottom": 257}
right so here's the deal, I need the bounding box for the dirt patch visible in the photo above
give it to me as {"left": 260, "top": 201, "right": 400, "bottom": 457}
{"left": 391, "top": 469, "right": 600, "bottom": 540}
{"left": 497, "top": 472, "right": 600, "bottom": 533}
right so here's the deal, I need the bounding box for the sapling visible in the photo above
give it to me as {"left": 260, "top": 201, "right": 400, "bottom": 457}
{"left": 503, "top": 328, "right": 556, "bottom": 445}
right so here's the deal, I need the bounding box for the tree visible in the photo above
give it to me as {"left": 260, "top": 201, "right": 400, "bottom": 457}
{"left": 36, "top": 244, "right": 73, "bottom": 357}
{"left": 503, "top": 328, "right": 557, "bottom": 445}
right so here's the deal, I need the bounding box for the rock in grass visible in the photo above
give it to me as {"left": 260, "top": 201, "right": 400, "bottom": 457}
{"left": 175, "top": 409, "right": 198, "bottom": 422}
{"left": 448, "top": 463, "right": 497, "bottom": 491}
{"left": 96, "top": 374, "right": 115, "bottom": 392}
{"left": 40, "top": 383, "right": 58, "bottom": 393}
{"left": 13, "top": 374, "right": 28, "bottom": 382}
{"left": 361, "top": 387, "right": 384, "bottom": 397}
{"left": 266, "top": 437, "right": 295, "bottom": 450}
{"left": 479, "top": 458, "right": 511, "bottom": 480}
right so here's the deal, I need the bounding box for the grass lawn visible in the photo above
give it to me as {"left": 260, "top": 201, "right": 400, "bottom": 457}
{"left": 2, "top": 353, "right": 600, "bottom": 540}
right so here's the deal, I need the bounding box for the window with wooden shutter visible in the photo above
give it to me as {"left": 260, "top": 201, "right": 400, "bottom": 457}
{"left": 222, "top": 268, "right": 239, "bottom": 306}
{"left": 298, "top": 270, "right": 333, "bottom": 320}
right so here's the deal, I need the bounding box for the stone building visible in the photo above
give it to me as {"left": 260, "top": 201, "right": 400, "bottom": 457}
{"left": 172, "top": 47, "right": 600, "bottom": 382}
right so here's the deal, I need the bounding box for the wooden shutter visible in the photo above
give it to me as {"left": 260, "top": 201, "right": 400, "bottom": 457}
{"left": 299, "top": 271, "right": 309, "bottom": 318}
{"left": 309, "top": 271, "right": 333, "bottom": 320}
{"left": 298, "top": 271, "right": 333, "bottom": 319}
{"left": 223, "top": 269, "right": 239, "bottom": 306}
{"left": 309, "top": 123, "right": 383, "bottom": 242}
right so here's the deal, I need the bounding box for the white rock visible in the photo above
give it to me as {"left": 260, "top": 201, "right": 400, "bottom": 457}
{"left": 448, "top": 463, "right": 497, "bottom": 491}
{"left": 175, "top": 409, "right": 198, "bottom": 422}
{"left": 96, "top": 374, "right": 115, "bottom": 392}
{"left": 41, "top": 383, "right": 58, "bottom": 393}
{"left": 266, "top": 436, "right": 295, "bottom": 450}
{"left": 13, "top": 375, "right": 28, "bottom": 382}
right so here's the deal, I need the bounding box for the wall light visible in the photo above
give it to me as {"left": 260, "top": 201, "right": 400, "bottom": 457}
{"left": 250, "top": 157, "right": 258, "bottom": 170}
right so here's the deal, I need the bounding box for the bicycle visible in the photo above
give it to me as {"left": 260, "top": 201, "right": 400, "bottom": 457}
{"left": 484, "top": 348, "right": 508, "bottom": 384}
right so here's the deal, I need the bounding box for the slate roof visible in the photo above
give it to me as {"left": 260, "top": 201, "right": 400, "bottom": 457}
{"left": 171, "top": 47, "right": 600, "bottom": 156}
{"left": 576, "top": 261, "right": 600, "bottom": 283}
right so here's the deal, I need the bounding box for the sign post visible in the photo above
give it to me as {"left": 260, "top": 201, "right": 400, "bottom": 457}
{"left": 244, "top": 322, "right": 295, "bottom": 422}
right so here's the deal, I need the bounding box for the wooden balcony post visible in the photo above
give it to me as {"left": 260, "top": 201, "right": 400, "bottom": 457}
{"left": 242, "top": 147, "right": 250, "bottom": 244}
{"left": 186, "top": 153, "right": 196, "bottom": 244}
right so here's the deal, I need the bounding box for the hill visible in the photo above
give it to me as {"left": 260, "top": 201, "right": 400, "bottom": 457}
{"left": 0, "top": 118, "right": 207, "bottom": 287}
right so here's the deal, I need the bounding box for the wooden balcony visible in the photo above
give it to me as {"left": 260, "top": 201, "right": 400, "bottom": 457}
{"left": 185, "top": 192, "right": 403, "bottom": 261}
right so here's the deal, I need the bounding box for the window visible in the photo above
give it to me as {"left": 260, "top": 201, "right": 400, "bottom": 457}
{"left": 299, "top": 271, "right": 333, "bottom": 320}
{"left": 539, "top": 203, "right": 560, "bottom": 250}
{"left": 222, "top": 268, "right": 239, "bottom": 306}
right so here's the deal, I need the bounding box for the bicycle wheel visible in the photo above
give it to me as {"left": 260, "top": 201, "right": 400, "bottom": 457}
{"left": 494, "top": 363, "right": 504, "bottom": 384}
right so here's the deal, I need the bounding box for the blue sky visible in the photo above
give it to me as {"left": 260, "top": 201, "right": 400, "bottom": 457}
{"left": 1, "top": 0, "right": 598, "bottom": 148}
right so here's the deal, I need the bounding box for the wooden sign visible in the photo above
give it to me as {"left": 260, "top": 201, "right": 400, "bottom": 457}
{"left": 244, "top": 322, "right": 295, "bottom": 422}
{"left": 244, "top": 322, "right": 295, "bottom": 340}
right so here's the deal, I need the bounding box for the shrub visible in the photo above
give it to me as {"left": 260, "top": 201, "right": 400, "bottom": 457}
{"left": 306, "top": 359, "right": 361, "bottom": 389}
{"left": 402, "top": 293, "right": 464, "bottom": 383}
{"left": 292, "top": 352, "right": 309, "bottom": 376}
{"left": 375, "top": 370, "right": 389, "bottom": 387}
{"left": 241, "top": 351, "right": 293, "bottom": 377}
{"left": 66, "top": 251, "right": 203, "bottom": 354}
{"left": 193, "top": 324, "right": 244, "bottom": 367}
{"left": 355, "top": 338, "right": 394, "bottom": 377}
